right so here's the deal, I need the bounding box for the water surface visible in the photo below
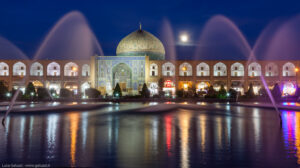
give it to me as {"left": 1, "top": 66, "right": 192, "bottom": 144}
{"left": 0, "top": 103, "right": 299, "bottom": 168}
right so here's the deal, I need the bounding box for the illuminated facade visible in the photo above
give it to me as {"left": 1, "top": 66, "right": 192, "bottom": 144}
{"left": 0, "top": 28, "right": 300, "bottom": 97}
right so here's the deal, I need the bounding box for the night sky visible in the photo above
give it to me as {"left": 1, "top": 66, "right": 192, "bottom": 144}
{"left": 0, "top": 0, "right": 300, "bottom": 60}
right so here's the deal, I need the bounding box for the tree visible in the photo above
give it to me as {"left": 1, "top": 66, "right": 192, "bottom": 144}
{"left": 272, "top": 83, "right": 281, "bottom": 101}
{"left": 0, "top": 80, "right": 8, "bottom": 100}
{"left": 85, "top": 88, "right": 101, "bottom": 98}
{"left": 140, "top": 83, "right": 150, "bottom": 98}
{"left": 60, "top": 88, "right": 73, "bottom": 98}
{"left": 113, "top": 83, "right": 122, "bottom": 97}
{"left": 24, "top": 82, "right": 36, "bottom": 100}
{"left": 245, "top": 83, "right": 255, "bottom": 98}
{"left": 37, "top": 88, "right": 51, "bottom": 100}
{"left": 218, "top": 84, "right": 227, "bottom": 99}
{"left": 205, "top": 85, "right": 217, "bottom": 98}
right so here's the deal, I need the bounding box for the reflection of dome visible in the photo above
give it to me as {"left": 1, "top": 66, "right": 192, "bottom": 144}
{"left": 116, "top": 27, "right": 165, "bottom": 60}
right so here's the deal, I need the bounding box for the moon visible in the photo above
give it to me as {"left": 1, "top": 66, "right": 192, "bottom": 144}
{"left": 180, "top": 33, "right": 189, "bottom": 43}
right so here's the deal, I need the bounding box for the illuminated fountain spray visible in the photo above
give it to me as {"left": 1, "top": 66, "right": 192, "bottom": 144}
{"left": 194, "top": 15, "right": 283, "bottom": 125}
{"left": 160, "top": 19, "right": 177, "bottom": 96}
{"left": 0, "top": 37, "right": 29, "bottom": 126}
{"left": 2, "top": 11, "right": 103, "bottom": 126}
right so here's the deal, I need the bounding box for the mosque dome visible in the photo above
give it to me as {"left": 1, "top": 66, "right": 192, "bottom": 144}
{"left": 116, "top": 26, "right": 165, "bottom": 60}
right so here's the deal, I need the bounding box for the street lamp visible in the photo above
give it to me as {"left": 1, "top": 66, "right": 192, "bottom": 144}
{"left": 6, "top": 92, "right": 11, "bottom": 98}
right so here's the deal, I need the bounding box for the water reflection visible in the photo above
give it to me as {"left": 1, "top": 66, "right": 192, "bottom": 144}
{"left": 1, "top": 104, "right": 300, "bottom": 167}
{"left": 179, "top": 111, "right": 191, "bottom": 168}
{"left": 282, "top": 111, "right": 300, "bottom": 164}
{"left": 68, "top": 113, "right": 79, "bottom": 167}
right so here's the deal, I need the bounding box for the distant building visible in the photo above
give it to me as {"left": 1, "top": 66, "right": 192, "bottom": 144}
{"left": 0, "top": 27, "right": 299, "bottom": 97}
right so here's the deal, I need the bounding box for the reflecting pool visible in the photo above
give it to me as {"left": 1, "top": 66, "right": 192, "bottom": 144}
{"left": 0, "top": 103, "right": 300, "bottom": 167}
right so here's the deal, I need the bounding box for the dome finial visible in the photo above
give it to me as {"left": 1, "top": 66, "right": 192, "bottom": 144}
{"left": 139, "top": 22, "right": 142, "bottom": 30}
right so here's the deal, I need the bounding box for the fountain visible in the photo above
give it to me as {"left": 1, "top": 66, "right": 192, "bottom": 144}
{"left": 2, "top": 11, "right": 104, "bottom": 126}
{"left": 0, "top": 36, "right": 29, "bottom": 127}
{"left": 194, "top": 15, "right": 284, "bottom": 125}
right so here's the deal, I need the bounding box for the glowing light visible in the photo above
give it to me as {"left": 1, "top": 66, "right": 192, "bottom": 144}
{"left": 180, "top": 33, "right": 188, "bottom": 43}
{"left": 182, "top": 66, "right": 187, "bottom": 71}
{"left": 183, "top": 83, "right": 188, "bottom": 89}
{"left": 72, "top": 67, "right": 77, "bottom": 71}
{"left": 283, "top": 82, "right": 296, "bottom": 96}
{"left": 295, "top": 68, "right": 299, "bottom": 72}
{"left": 6, "top": 92, "right": 11, "bottom": 97}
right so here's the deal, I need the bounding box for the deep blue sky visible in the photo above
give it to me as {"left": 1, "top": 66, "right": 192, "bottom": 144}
{"left": 0, "top": 0, "right": 299, "bottom": 60}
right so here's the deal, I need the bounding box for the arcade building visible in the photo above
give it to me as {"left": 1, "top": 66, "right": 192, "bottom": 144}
{"left": 0, "top": 27, "right": 300, "bottom": 97}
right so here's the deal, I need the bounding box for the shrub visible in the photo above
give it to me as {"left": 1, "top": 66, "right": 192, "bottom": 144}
{"left": 37, "top": 88, "right": 51, "bottom": 100}
{"left": 0, "top": 80, "right": 8, "bottom": 100}
{"left": 205, "top": 85, "right": 217, "bottom": 98}
{"left": 113, "top": 83, "right": 122, "bottom": 97}
{"left": 272, "top": 83, "right": 281, "bottom": 101}
{"left": 176, "top": 89, "right": 184, "bottom": 98}
{"left": 60, "top": 88, "right": 73, "bottom": 98}
{"left": 85, "top": 88, "right": 101, "bottom": 98}
{"left": 245, "top": 83, "right": 255, "bottom": 98}
{"left": 228, "top": 88, "right": 237, "bottom": 99}
{"left": 218, "top": 84, "right": 227, "bottom": 99}
{"left": 140, "top": 83, "right": 150, "bottom": 98}
{"left": 158, "top": 91, "right": 165, "bottom": 98}
{"left": 158, "top": 78, "right": 164, "bottom": 92}
{"left": 24, "top": 82, "right": 36, "bottom": 100}
{"left": 259, "top": 88, "right": 268, "bottom": 98}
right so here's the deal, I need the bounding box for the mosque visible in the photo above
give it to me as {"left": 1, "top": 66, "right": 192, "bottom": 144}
{"left": 0, "top": 26, "right": 299, "bottom": 97}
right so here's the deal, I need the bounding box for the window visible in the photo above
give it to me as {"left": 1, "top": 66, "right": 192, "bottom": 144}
{"left": 167, "top": 67, "right": 170, "bottom": 71}
{"left": 38, "top": 72, "right": 40, "bottom": 76}
{"left": 21, "top": 66, "right": 24, "bottom": 70}
{"left": 54, "top": 66, "right": 57, "bottom": 70}
{"left": 4, "top": 72, "right": 7, "bottom": 76}
{"left": 252, "top": 67, "right": 254, "bottom": 71}
{"left": 269, "top": 72, "right": 271, "bottom": 76}
{"left": 167, "top": 72, "right": 170, "bottom": 76}
{"left": 37, "top": 66, "right": 41, "bottom": 70}
{"left": 152, "top": 66, "right": 155, "bottom": 69}
{"left": 152, "top": 71, "right": 155, "bottom": 76}
{"left": 218, "top": 72, "right": 220, "bottom": 76}
{"left": 286, "top": 72, "right": 289, "bottom": 76}
{"left": 184, "top": 72, "right": 187, "bottom": 76}
{"left": 201, "top": 67, "right": 204, "bottom": 70}
{"left": 201, "top": 72, "right": 204, "bottom": 76}
{"left": 235, "top": 67, "right": 238, "bottom": 70}
{"left": 269, "top": 67, "right": 271, "bottom": 71}
{"left": 252, "top": 72, "right": 255, "bottom": 76}
{"left": 4, "top": 66, "right": 7, "bottom": 70}
{"left": 286, "top": 67, "right": 289, "bottom": 70}
{"left": 235, "top": 72, "right": 237, "bottom": 76}
{"left": 86, "top": 71, "right": 88, "bottom": 76}
{"left": 54, "top": 72, "right": 57, "bottom": 76}
{"left": 218, "top": 67, "right": 221, "bottom": 70}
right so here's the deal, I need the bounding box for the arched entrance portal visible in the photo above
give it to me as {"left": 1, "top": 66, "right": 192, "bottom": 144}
{"left": 112, "top": 63, "right": 132, "bottom": 95}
